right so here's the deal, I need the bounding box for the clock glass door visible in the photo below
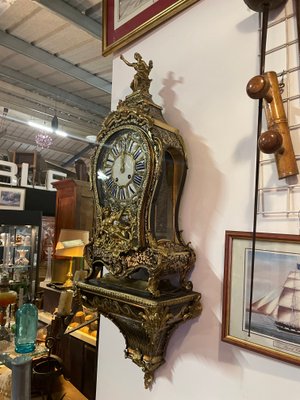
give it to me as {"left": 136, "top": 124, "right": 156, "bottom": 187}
{"left": 150, "top": 149, "right": 186, "bottom": 242}
{"left": 95, "top": 129, "right": 149, "bottom": 207}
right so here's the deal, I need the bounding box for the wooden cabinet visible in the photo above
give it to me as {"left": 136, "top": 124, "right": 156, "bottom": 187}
{"left": 46, "top": 180, "right": 97, "bottom": 398}
{"left": 61, "top": 335, "right": 97, "bottom": 400}
{"left": 39, "top": 307, "right": 98, "bottom": 400}
{"left": 52, "top": 179, "right": 94, "bottom": 246}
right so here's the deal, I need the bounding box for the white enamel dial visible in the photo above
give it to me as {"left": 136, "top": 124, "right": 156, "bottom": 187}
{"left": 112, "top": 153, "right": 135, "bottom": 187}
{"left": 97, "top": 130, "right": 148, "bottom": 202}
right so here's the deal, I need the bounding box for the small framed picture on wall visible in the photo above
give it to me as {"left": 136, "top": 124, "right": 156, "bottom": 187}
{"left": 0, "top": 187, "right": 25, "bottom": 210}
{"left": 222, "top": 230, "right": 300, "bottom": 367}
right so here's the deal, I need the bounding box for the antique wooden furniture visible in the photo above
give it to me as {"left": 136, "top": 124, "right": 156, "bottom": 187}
{"left": 12, "top": 151, "right": 47, "bottom": 186}
{"left": 52, "top": 179, "right": 94, "bottom": 247}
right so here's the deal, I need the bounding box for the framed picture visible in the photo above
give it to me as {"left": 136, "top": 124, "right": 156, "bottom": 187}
{"left": 102, "top": 0, "right": 199, "bottom": 55}
{"left": 0, "top": 187, "right": 25, "bottom": 210}
{"left": 40, "top": 216, "right": 55, "bottom": 263}
{"left": 222, "top": 230, "right": 300, "bottom": 366}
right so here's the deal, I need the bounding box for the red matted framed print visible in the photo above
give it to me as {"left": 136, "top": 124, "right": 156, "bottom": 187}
{"left": 102, "top": 0, "right": 199, "bottom": 56}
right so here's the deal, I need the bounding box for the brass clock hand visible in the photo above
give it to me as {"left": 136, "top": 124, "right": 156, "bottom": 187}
{"left": 120, "top": 151, "right": 125, "bottom": 174}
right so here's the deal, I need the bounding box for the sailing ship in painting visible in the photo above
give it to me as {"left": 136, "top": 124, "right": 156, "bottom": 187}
{"left": 251, "top": 264, "right": 300, "bottom": 335}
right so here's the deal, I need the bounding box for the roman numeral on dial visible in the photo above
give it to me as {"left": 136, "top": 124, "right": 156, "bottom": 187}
{"left": 133, "top": 174, "right": 143, "bottom": 187}
{"left": 133, "top": 147, "right": 142, "bottom": 160}
{"left": 105, "top": 167, "right": 112, "bottom": 177}
{"left": 135, "top": 159, "right": 145, "bottom": 172}
{"left": 106, "top": 177, "right": 114, "bottom": 189}
{"left": 128, "top": 183, "right": 136, "bottom": 195}
{"left": 119, "top": 187, "right": 126, "bottom": 200}
{"left": 106, "top": 157, "right": 114, "bottom": 165}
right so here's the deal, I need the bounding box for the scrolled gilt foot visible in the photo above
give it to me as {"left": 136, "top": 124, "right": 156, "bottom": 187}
{"left": 183, "top": 280, "right": 193, "bottom": 291}
{"left": 180, "top": 273, "right": 193, "bottom": 291}
{"left": 147, "top": 276, "right": 160, "bottom": 297}
{"left": 144, "top": 371, "right": 154, "bottom": 389}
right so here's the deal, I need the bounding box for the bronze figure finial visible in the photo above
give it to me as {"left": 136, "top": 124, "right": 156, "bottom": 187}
{"left": 120, "top": 53, "right": 153, "bottom": 94}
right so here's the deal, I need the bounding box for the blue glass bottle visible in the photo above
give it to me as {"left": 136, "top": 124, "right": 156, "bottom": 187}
{"left": 15, "top": 303, "right": 38, "bottom": 353}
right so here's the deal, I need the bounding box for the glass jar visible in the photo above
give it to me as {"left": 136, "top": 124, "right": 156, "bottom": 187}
{"left": 15, "top": 302, "right": 38, "bottom": 353}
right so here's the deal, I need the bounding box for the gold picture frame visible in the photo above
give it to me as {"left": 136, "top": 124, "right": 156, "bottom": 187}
{"left": 102, "top": 0, "right": 199, "bottom": 56}
{"left": 222, "top": 230, "right": 300, "bottom": 366}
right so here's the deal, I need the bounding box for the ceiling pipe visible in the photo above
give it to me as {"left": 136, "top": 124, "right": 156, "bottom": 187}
{"left": 0, "top": 114, "right": 98, "bottom": 146}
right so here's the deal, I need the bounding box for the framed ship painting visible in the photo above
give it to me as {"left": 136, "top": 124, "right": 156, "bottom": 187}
{"left": 222, "top": 230, "right": 300, "bottom": 366}
{"left": 102, "top": 0, "right": 199, "bottom": 55}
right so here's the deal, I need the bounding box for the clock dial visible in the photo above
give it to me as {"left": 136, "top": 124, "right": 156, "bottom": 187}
{"left": 96, "top": 130, "right": 148, "bottom": 203}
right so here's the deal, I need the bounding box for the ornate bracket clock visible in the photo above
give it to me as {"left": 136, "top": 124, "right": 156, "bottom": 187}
{"left": 77, "top": 53, "right": 202, "bottom": 389}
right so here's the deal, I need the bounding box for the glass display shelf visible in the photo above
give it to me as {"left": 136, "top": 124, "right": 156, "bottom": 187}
{"left": 0, "top": 341, "right": 47, "bottom": 367}
{"left": 0, "top": 340, "right": 47, "bottom": 400}
{"left": 0, "top": 210, "right": 42, "bottom": 302}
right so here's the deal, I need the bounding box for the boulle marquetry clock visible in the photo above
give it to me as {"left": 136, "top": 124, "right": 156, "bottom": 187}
{"left": 77, "top": 53, "right": 201, "bottom": 389}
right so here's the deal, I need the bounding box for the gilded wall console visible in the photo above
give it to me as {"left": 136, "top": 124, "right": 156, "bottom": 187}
{"left": 78, "top": 281, "right": 201, "bottom": 388}
{"left": 77, "top": 53, "right": 201, "bottom": 388}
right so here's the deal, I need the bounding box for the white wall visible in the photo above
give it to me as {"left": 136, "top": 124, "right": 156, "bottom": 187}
{"left": 96, "top": 0, "right": 300, "bottom": 399}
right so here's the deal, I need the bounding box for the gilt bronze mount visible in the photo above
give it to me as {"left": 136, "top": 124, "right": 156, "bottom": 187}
{"left": 78, "top": 280, "right": 201, "bottom": 388}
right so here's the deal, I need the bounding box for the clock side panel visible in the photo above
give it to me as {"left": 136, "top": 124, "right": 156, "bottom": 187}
{"left": 149, "top": 146, "right": 187, "bottom": 244}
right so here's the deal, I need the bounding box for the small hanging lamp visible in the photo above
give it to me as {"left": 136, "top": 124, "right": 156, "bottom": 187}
{"left": 51, "top": 113, "right": 58, "bottom": 131}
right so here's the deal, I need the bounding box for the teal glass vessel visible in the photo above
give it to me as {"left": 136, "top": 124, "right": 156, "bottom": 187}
{"left": 15, "top": 303, "right": 38, "bottom": 353}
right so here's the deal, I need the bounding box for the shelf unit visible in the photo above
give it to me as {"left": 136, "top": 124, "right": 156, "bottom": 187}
{"left": 0, "top": 210, "right": 42, "bottom": 301}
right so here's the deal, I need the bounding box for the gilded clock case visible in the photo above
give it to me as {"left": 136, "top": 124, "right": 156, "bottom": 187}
{"left": 89, "top": 90, "right": 196, "bottom": 297}
{"left": 78, "top": 55, "right": 201, "bottom": 388}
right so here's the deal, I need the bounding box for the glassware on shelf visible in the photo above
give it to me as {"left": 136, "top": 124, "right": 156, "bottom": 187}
{"left": 43, "top": 239, "right": 53, "bottom": 283}
{"left": 15, "top": 249, "right": 29, "bottom": 266}
{"left": 0, "top": 273, "right": 17, "bottom": 342}
{"left": 1, "top": 233, "right": 13, "bottom": 267}
{"left": 23, "top": 235, "right": 31, "bottom": 246}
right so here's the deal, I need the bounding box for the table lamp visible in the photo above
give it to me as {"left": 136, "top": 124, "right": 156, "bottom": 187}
{"left": 55, "top": 229, "right": 89, "bottom": 288}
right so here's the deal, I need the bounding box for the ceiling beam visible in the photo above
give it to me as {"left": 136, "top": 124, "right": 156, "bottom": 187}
{"left": 0, "top": 133, "right": 77, "bottom": 157}
{"left": 0, "top": 65, "right": 109, "bottom": 117}
{"left": 1, "top": 114, "right": 99, "bottom": 145}
{"left": 0, "top": 91, "right": 100, "bottom": 137}
{"left": 62, "top": 143, "right": 95, "bottom": 167}
{"left": 0, "top": 30, "right": 111, "bottom": 94}
{"left": 85, "top": 3, "right": 102, "bottom": 18}
{"left": 33, "top": 0, "right": 101, "bottom": 40}
{"left": 0, "top": 79, "right": 103, "bottom": 127}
